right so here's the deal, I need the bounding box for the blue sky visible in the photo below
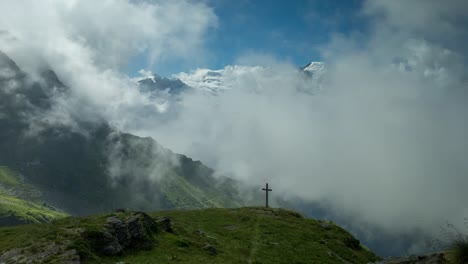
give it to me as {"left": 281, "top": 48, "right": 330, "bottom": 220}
{"left": 129, "top": 0, "right": 368, "bottom": 76}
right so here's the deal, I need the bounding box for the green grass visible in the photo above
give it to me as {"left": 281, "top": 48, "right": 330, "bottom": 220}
{"left": 0, "top": 193, "right": 67, "bottom": 224}
{"left": 0, "top": 207, "right": 380, "bottom": 263}
{"left": 450, "top": 236, "right": 468, "bottom": 264}
{"left": 0, "top": 212, "right": 110, "bottom": 263}
{"left": 0, "top": 166, "right": 21, "bottom": 186}
{"left": 0, "top": 166, "right": 68, "bottom": 225}
{"left": 160, "top": 172, "right": 238, "bottom": 209}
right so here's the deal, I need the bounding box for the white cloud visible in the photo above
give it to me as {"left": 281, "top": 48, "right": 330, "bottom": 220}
{"left": 131, "top": 1, "right": 468, "bottom": 246}
{"left": 0, "top": 0, "right": 217, "bottom": 130}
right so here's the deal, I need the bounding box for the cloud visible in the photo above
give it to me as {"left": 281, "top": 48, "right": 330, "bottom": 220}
{"left": 363, "top": 0, "right": 468, "bottom": 56}
{"left": 0, "top": 0, "right": 217, "bottom": 69}
{"left": 124, "top": 0, "right": 468, "bottom": 253}
{"left": 0, "top": 0, "right": 217, "bottom": 130}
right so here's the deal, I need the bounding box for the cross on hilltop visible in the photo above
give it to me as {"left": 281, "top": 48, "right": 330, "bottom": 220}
{"left": 262, "top": 183, "right": 272, "bottom": 208}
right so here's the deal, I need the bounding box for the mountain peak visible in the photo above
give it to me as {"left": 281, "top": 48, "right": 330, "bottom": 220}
{"left": 301, "top": 61, "right": 325, "bottom": 72}
{"left": 137, "top": 74, "right": 189, "bottom": 95}
{"left": 0, "top": 51, "right": 23, "bottom": 79}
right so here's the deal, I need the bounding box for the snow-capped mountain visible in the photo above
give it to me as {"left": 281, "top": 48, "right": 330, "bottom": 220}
{"left": 301, "top": 61, "right": 325, "bottom": 74}
{"left": 137, "top": 73, "right": 190, "bottom": 95}
{"left": 174, "top": 65, "right": 265, "bottom": 94}
{"left": 301, "top": 62, "right": 326, "bottom": 91}
{"left": 136, "top": 62, "right": 325, "bottom": 96}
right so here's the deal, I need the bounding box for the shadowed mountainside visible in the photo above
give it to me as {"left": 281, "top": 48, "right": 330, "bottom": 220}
{"left": 0, "top": 51, "right": 244, "bottom": 219}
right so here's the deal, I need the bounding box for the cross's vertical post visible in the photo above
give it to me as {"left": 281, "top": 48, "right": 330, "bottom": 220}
{"left": 262, "top": 183, "right": 272, "bottom": 208}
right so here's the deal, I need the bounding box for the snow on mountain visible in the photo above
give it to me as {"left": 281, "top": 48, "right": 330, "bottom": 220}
{"left": 135, "top": 61, "right": 325, "bottom": 97}
{"left": 173, "top": 62, "right": 325, "bottom": 94}
{"left": 301, "top": 61, "right": 325, "bottom": 73}
{"left": 174, "top": 65, "right": 266, "bottom": 94}
{"left": 137, "top": 72, "right": 190, "bottom": 95}
{"left": 301, "top": 62, "right": 326, "bottom": 91}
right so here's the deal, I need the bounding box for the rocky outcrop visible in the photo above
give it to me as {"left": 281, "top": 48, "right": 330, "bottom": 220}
{"left": 155, "top": 216, "right": 173, "bottom": 233}
{"left": 0, "top": 212, "right": 171, "bottom": 262}
{"left": 83, "top": 212, "right": 159, "bottom": 255}
{"left": 0, "top": 242, "right": 80, "bottom": 264}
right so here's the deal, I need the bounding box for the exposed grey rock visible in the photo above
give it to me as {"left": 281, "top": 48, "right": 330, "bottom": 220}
{"left": 156, "top": 216, "right": 173, "bottom": 233}
{"left": 86, "top": 212, "right": 157, "bottom": 256}
{"left": 138, "top": 75, "right": 190, "bottom": 95}
{"left": 98, "top": 230, "right": 123, "bottom": 255}
{"left": 194, "top": 229, "right": 205, "bottom": 236}
{"left": 133, "top": 212, "right": 157, "bottom": 233}
{"left": 0, "top": 213, "right": 155, "bottom": 262}
{"left": 59, "top": 249, "right": 81, "bottom": 264}
{"left": 107, "top": 216, "right": 131, "bottom": 247}
{"left": 0, "top": 242, "right": 80, "bottom": 264}
{"left": 127, "top": 216, "right": 145, "bottom": 239}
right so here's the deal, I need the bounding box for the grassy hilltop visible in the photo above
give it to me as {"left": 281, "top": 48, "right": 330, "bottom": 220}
{"left": 0, "top": 207, "right": 380, "bottom": 264}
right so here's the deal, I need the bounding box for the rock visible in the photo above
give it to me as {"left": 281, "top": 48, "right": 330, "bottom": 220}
{"left": 194, "top": 229, "right": 205, "bottom": 236}
{"left": 127, "top": 217, "right": 146, "bottom": 240}
{"left": 0, "top": 242, "right": 81, "bottom": 264}
{"left": 126, "top": 216, "right": 153, "bottom": 250}
{"left": 202, "top": 244, "right": 217, "bottom": 255}
{"left": 343, "top": 236, "right": 361, "bottom": 250}
{"left": 1, "top": 212, "right": 158, "bottom": 261}
{"left": 90, "top": 230, "right": 122, "bottom": 255}
{"left": 84, "top": 227, "right": 122, "bottom": 255}
{"left": 136, "top": 212, "right": 157, "bottom": 232}
{"left": 59, "top": 249, "right": 81, "bottom": 264}
{"left": 87, "top": 212, "right": 157, "bottom": 255}
{"left": 107, "top": 216, "right": 131, "bottom": 247}
{"left": 156, "top": 216, "right": 173, "bottom": 233}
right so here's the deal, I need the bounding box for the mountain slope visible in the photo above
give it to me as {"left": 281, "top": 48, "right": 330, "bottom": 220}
{"left": 0, "top": 166, "right": 67, "bottom": 226}
{"left": 0, "top": 51, "right": 244, "bottom": 218}
{"left": 0, "top": 207, "right": 380, "bottom": 263}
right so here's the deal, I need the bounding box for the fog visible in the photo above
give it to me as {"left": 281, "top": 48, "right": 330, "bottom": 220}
{"left": 1, "top": 0, "right": 468, "bottom": 254}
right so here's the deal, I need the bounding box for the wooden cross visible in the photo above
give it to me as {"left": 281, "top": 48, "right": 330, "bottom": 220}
{"left": 262, "top": 183, "right": 272, "bottom": 208}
